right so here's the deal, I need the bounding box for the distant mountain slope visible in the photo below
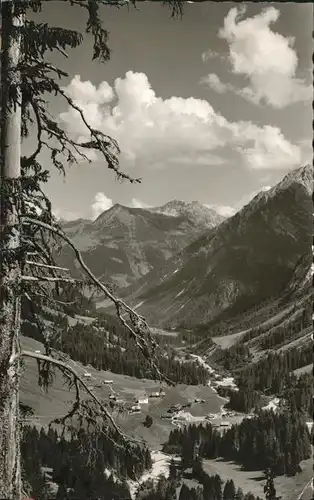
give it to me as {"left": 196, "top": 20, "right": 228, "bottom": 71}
{"left": 59, "top": 201, "right": 224, "bottom": 288}
{"left": 205, "top": 286, "right": 312, "bottom": 358}
{"left": 125, "top": 165, "right": 312, "bottom": 328}
{"left": 150, "top": 200, "right": 223, "bottom": 227}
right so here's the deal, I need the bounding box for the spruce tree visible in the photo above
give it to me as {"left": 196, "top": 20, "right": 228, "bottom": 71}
{"left": 223, "top": 479, "right": 236, "bottom": 500}
{"left": 0, "top": 1, "right": 183, "bottom": 497}
{"left": 235, "top": 488, "right": 245, "bottom": 500}
{"left": 56, "top": 483, "right": 68, "bottom": 500}
{"left": 178, "top": 484, "right": 191, "bottom": 500}
{"left": 263, "top": 469, "right": 277, "bottom": 500}
{"left": 169, "top": 458, "right": 177, "bottom": 481}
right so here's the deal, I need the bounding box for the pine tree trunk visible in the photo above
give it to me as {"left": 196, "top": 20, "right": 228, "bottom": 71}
{"left": 0, "top": 3, "right": 24, "bottom": 499}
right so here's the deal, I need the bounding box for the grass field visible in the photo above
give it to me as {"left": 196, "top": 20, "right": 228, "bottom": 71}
{"left": 293, "top": 364, "right": 313, "bottom": 377}
{"left": 212, "top": 330, "right": 249, "bottom": 349}
{"left": 20, "top": 335, "right": 223, "bottom": 449}
{"left": 298, "top": 479, "right": 314, "bottom": 500}
{"left": 175, "top": 456, "right": 313, "bottom": 500}
{"left": 200, "top": 455, "right": 313, "bottom": 500}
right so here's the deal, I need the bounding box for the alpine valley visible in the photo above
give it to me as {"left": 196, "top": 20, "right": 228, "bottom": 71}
{"left": 2, "top": 2, "right": 313, "bottom": 500}
{"left": 21, "top": 164, "right": 313, "bottom": 500}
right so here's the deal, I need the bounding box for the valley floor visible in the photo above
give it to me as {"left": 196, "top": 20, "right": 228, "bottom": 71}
{"left": 20, "top": 335, "right": 313, "bottom": 500}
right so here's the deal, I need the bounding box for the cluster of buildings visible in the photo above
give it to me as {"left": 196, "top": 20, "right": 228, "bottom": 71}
{"left": 107, "top": 389, "right": 166, "bottom": 415}
{"left": 81, "top": 371, "right": 167, "bottom": 416}
{"left": 128, "top": 390, "right": 166, "bottom": 414}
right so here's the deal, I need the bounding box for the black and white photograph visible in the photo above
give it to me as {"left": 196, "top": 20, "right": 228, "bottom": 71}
{"left": 0, "top": 1, "right": 313, "bottom": 499}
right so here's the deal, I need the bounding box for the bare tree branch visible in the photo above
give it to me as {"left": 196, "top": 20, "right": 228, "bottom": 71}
{"left": 58, "top": 86, "right": 142, "bottom": 183}
{"left": 25, "top": 97, "right": 43, "bottom": 164}
{"left": 10, "top": 349, "right": 143, "bottom": 446}
{"left": 22, "top": 216, "right": 175, "bottom": 386}
{"left": 25, "top": 260, "right": 70, "bottom": 272}
{"left": 21, "top": 275, "right": 75, "bottom": 283}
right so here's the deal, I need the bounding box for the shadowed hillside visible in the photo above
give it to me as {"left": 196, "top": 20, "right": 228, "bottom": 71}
{"left": 123, "top": 165, "right": 312, "bottom": 329}
{"left": 59, "top": 202, "right": 224, "bottom": 289}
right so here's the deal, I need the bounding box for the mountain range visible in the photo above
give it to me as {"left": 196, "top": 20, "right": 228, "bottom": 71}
{"left": 60, "top": 201, "right": 224, "bottom": 288}
{"left": 59, "top": 164, "right": 312, "bottom": 334}
{"left": 120, "top": 164, "right": 313, "bottom": 329}
{"left": 21, "top": 165, "right": 313, "bottom": 500}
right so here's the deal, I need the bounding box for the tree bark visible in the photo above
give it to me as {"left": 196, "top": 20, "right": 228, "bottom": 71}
{"left": 0, "top": 3, "right": 24, "bottom": 499}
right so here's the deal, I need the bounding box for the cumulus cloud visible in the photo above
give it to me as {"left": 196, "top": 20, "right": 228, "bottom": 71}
{"left": 91, "top": 192, "right": 113, "bottom": 219}
{"left": 52, "top": 208, "right": 81, "bottom": 221}
{"left": 232, "top": 123, "right": 301, "bottom": 170}
{"left": 131, "top": 198, "right": 152, "bottom": 209}
{"left": 201, "top": 48, "right": 220, "bottom": 62}
{"left": 204, "top": 204, "right": 236, "bottom": 217}
{"left": 200, "top": 73, "right": 231, "bottom": 94}
{"left": 210, "top": 6, "right": 312, "bottom": 108}
{"left": 59, "top": 71, "right": 302, "bottom": 172}
{"left": 206, "top": 185, "right": 273, "bottom": 217}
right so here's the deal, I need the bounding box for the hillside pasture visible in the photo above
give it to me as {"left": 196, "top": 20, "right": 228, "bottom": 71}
{"left": 20, "top": 336, "right": 223, "bottom": 449}
{"left": 293, "top": 364, "right": 313, "bottom": 377}
{"left": 201, "top": 455, "right": 313, "bottom": 500}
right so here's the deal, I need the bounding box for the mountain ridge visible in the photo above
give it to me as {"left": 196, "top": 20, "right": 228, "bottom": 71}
{"left": 59, "top": 200, "right": 225, "bottom": 288}
{"left": 121, "top": 164, "right": 312, "bottom": 329}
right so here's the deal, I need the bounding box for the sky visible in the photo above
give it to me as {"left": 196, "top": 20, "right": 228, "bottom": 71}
{"left": 28, "top": 1, "right": 313, "bottom": 220}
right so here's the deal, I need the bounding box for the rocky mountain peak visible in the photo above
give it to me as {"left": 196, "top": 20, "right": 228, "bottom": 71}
{"left": 59, "top": 197, "right": 224, "bottom": 289}
{"left": 274, "top": 164, "right": 313, "bottom": 196}
{"left": 93, "top": 203, "right": 133, "bottom": 225}
{"left": 150, "top": 199, "right": 225, "bottom": 227}
{"left": 126, "top": 164, "right": 312, "bottom": 328}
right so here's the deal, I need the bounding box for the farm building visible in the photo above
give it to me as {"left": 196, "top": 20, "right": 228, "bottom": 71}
{"left": 129, "top": 405, "right": 141, "bottom": 414}
{"left": 149, "top": 390, "right": 166, "bottom": 398}
{"left": 220, "top": 421, "right": 231, "bottom": 427}
{"left": 136, "top": 397, "right": 149, "bottom": 404}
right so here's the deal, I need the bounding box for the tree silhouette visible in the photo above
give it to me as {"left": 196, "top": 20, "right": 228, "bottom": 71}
{"left": 143, "top": 415, "right": 153, "bottom": 428}
{"left": 223, "top": 479, "right": 236, "bottom": 500}
{"left": 0, "top": 1, "right": 183, "bottom": 497}
{"left": 263, "top": 469, "right": 277, "bottom": 500}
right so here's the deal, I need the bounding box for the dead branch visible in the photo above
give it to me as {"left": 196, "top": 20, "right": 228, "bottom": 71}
{"left": 25, "top": 260, "right": 70, "bottom": 272}
{"left": 58, "top": 86, "right": 141, "bottom": 184}
{"left": 26, "top": 97, "right": 43, "bottom": 164}
{"left": 21, "top": 275, "right": 75, "bottom": 283}
{"left": 11, "top": 349, "right": 143, "bottom": 446}
{"left": 21, "top": 216, "right": 175, "bottom": 386}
